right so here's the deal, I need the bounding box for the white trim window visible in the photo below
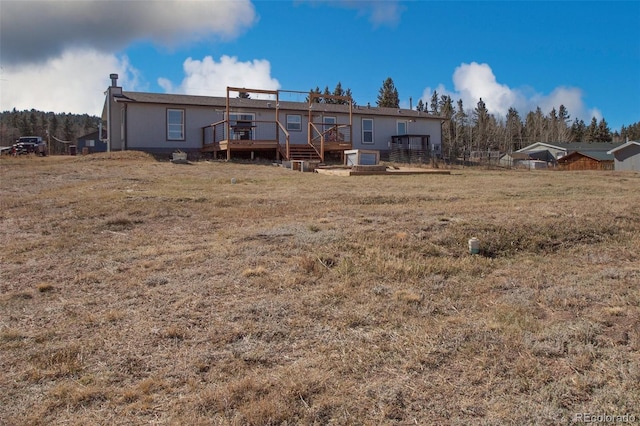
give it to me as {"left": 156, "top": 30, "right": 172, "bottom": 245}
{"left": 397, "top": 120, "right": 408, "bottom": 135}
{"left": 362, "top": 118, "right": 374, "bottom": 144}
{"left": 323, "top": 116, "right": 336, "bottom": 131}
{"left": 229, "top": 113, "right": 255, "bottom": 140}
{"left": 287, "top": 114, "right": 302, "bottom": 132}
{"left": 167, "top": 109, "right": 185, "bottom": 140}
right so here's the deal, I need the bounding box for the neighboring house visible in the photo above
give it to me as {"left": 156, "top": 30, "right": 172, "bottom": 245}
{"left": 607, "top": 140, "right": 640, "bottom": 171}
{"left": 77, "top": 130, "right": 108, "bottom": 153}
{"left": 500, "top": 150, "right": 555, "bottom": 168}
{"left": 557, "top": 151, "right": 614, "bottom": 171}
{"left": 102, "top": 74, "right": 445, "bottom": 161}
{"left": 509, "top": 142, "right": 623, "bottom": 168}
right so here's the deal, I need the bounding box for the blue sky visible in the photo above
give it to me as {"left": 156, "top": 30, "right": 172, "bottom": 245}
{"left": 1, "top": 0, "right": 638, "bottom": 131}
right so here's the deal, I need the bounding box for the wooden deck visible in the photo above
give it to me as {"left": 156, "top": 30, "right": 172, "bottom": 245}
{"left": 202, "top": 140, "right": 280, "bottom": 152}
{"left": 202, "top": 139, "right": 352, "bottom": 161}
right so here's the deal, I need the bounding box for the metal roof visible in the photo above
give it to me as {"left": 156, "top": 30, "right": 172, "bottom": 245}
{"left": 517, "top": 141, "right": 624, "bottom": 153}
{"left": 119, "top": 91, "right": 448, "bottom": 120}
{"left": 607, "top": 140, "right": 640, "bottom": 154}
{"left": 558, "top": 150, "right": 614, "bottom": 162}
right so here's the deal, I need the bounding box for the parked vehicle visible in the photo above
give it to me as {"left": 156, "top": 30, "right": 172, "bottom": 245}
{"left": 13, "top": 136, "right": 47, "bottom": 156}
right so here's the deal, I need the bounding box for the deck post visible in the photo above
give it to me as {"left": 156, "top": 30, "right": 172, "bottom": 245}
{"left": 226, "top": 88, "right": 231, "bottom": 160}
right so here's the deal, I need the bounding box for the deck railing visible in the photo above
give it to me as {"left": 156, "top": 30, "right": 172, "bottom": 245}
{"left": 309, "top": 123, "right": 352, "bottom": 161}
{"left": 202, "top": 120, "right": 281, "bottom": 149}
{"left": 202, "top": 120, "right": 226, "bottom": 149}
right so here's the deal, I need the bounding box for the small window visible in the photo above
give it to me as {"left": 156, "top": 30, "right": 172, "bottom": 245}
{"left": 287, "top": 114, "right": 302, "bottom": 132}
{"left": 362, "top": 118, "right": 374, "bottom": 144}
{"left": 86, "top": 140, "right": 95, "bottom": 147}
{"left": 167, "top": 109, "right": 185, "bottom": 140}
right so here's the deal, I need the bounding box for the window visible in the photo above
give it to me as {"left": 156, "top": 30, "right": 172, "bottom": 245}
{"left": 362, "top": 118, "right": 374, "bottom": 144}
{"left": 287, "top": 114, "right": 302, "bottom": 131}
{"left": 323, "top": 116, "right": 336, "bottom": 131}
{"left": 229, "top": 113, "right": 255, "bottom": 140}
{"left": 167, "top": 109, "right": 185, "bottom": 140}
{"left": 86, "top": 140, "right": 95, "bottom": 147}
{"left": 397, "top": 120, "right": 408, "bottom": 135}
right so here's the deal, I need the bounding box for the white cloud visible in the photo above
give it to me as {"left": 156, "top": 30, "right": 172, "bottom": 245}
{"left": 298, "top": 0, "right": 404, "bottom": 27}
{"left": 361, "top": 0, "right": 405, "bottom": 27}
{"left": 0, "top": 48, "right": 141, "bottom": 115}
{"left": 420, "top": 62, "right": 597, "bottom": 123}
{"left": 159, "top": 55, "right": 280, "bottom": 98}
{"left": 0, "top": 0, "right": 257, "bottom": 65}
{"left": 452, "top": 62, "right": 520, "bottom": 117}
{"left": 0, "top": 0, "right": 258, "bottom": 115}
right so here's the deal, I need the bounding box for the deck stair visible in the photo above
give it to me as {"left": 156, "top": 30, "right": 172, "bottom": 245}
{"left": 287, "top": 144, "right": 322, "bottom": 161}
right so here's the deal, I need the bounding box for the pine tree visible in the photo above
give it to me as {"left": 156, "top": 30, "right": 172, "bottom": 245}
{"left": 587, "top": 117, "right": 598, "bottom": 142}
{"left": 49, "top": 113, "right": 59, "bottom": 139}
{"left": 628, "top": 121, "right": 640, "bottom": 140}
{"left": 440, "top": 95, "right": 455, "bottom": 158}
{"left": 345, "top": 88, "right": 355, "bottom": 106}
{"left": 505, "top": 107, "right": 523, "bottom": 151}
{"left": 18, "top": 115, "right": 30, "bottom": 136}
{"left": 620, "top": 125, "right": 628, "bottom": 141}
{"left": 473, "top": 98, "right": 489, "bottom": 151}
{"left": 430, "top": 91, "right": 439, "bottom": 115}
{"left": 570, "top": 118, "right": 586, "bottom": 142}
{"left": 557, "top": 105, "right": 571, "bottom": 142}
{"left": 597, "top": 118, "right": 611, "bottom": 142}
{"left": 416, "top": 99, "right": 425, "bottom": 112}
{"left": 455, "top": 99, "right": 468, "bottom": 154}
{"left": 62, "top": 115, "right": 74, "bottom": 142}
{"left": 306, "top": 86, "right": 322, "bottom": 103}
{"left": 333, "top": 82, "right": 350, "bottom": 105}
{"left": 376, "top": 77, "right": 399, "bottom": 108}
{"left": 548, "top": 107, "right": 558, "bottom": 142}
{"left": 322, "top": 86, "right": 332, "bottom": 104}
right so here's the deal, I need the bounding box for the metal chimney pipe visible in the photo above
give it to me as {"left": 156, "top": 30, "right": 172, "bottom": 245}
{"left": 110, "top": 73, "right": 118, "bottom": 87}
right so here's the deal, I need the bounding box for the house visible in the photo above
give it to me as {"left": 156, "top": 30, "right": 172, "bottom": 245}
{"left": 505, "top": 142, "right": 623, "bottom": 168}
{"left": 102, "top": 74, "right": 445, "bottom": 162}
{"left": 557, "top": 151, "right": 614, "bottom": 171}
{"left": 500, "top": 150, "right": 555, "bottom": 168}
{"left": 607, "top": 140, "right": 640, "bottom": 171}
{"left": 76, "top": 130, "right": 108, "bottom": 154}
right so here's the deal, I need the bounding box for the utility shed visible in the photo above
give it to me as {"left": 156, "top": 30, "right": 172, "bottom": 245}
{"left": 607, "top": 141, "right": 640, "bottom": 171}
{"left": 345, "top": 149, "right": 380, "bottom": 166}
{"left": 557, "top": 151, "right": 614, "bottom": 171}
{"left": 76, "top": 131, "right": 108, "bottom": 153}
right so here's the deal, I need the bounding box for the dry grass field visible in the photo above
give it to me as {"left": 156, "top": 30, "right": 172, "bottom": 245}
{"left": 1, "top": 152, "right": 639, "bottom": 425}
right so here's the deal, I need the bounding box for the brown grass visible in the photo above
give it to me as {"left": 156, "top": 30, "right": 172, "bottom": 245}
{"left": 1, "top": 152, "right": 639, "bottom": 424}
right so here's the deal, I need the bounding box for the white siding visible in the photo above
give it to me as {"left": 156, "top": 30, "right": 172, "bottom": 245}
{"left": 613, "top": 144, "right": 640, "bottom": 171}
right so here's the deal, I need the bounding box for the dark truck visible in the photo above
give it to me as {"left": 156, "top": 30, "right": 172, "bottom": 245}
{"left": 13, "top": 136, "right": 47, "bottom": 156}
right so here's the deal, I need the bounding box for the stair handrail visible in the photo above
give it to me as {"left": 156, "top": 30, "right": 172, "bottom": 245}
{"left": 276, "top": 120, "right": 290, "bottom": 160}
{"left": 308, "top": 122, "right": 325, "bottom": 162}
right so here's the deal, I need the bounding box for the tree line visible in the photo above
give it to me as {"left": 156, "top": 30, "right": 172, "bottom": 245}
{"left": 314, "top": 77, "right": 639, "bottom": 158}
{"left": 0, "top": 109, "right": 100, "bottom": 154}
